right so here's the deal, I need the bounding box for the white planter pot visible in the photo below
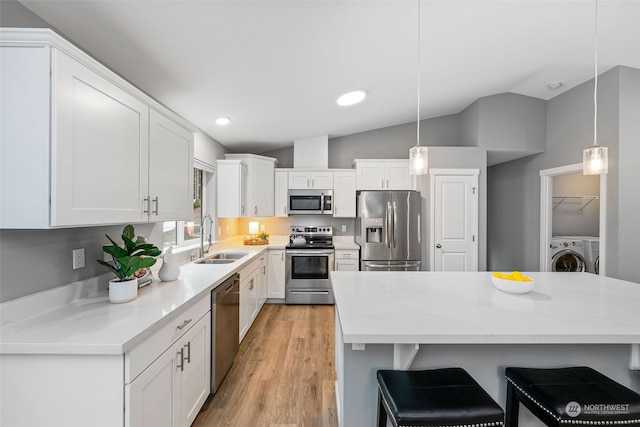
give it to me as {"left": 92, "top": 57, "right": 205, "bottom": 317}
{"left": 108, "top": 277, "right": 138, "bottom": 303}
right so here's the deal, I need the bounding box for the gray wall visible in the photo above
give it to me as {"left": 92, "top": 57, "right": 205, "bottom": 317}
{"left": 0, "top": 0, "right": 50, "bottom": 27}
{"left": 262, "top": 114, "right": 462, "bottom": 168}
{"left": 488, "top": 66, "right": 640, "bottom": 281}
{"left": 615, "top": 66, "right": 640, "bottom": 283}
{"left": 552, "top": 173, "right": 600, "bottom": 237}
{"left": 0, "top": 223, "right": 159, "bottom": 303}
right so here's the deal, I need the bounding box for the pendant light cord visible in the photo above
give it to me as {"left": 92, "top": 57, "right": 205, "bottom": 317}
{"left": 416, "top": 0, "right": 421, "bottom": 148}
{"left": 593, "top": 0, "right": 598, "bottom": 147}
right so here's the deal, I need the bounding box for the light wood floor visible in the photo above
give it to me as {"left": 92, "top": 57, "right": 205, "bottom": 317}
{"left": 193, "top": 303, "right": 338, "bottom": 427}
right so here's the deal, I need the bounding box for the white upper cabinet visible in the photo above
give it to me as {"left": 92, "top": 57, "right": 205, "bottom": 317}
{"left": 0, "top": 29, "right": 194, "bottom": 228}
{"left": 225, "top": 154, "right": 276, "bottom": 217}
{"left": 354, "top": 159, "right": 415, "bottom": 191}
{"left": 333, "top": 170, "right": 356, "bottom": 218}
{"left": 288, "top": 171, "right": 334, "bottom": 189}
{"left": 274, "top": 170, "right": 288, "bottom": 217}
{"left": 148, "top": 109, "right": 194, "bottom": 222}
{"left": 216, "top": 160, "right": 248, "bottom": 218}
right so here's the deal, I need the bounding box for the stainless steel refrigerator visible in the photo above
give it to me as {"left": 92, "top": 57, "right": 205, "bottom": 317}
{"left": 355, "top": 190, "right": 421, "bottom": 271}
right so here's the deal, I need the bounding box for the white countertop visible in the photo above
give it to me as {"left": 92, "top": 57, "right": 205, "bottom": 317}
{"left": 332, "top": 236, "right": 359, "bottom": 250}
{"left": 331, "top": 271, "right": 640, "bottom": 345}
{"left": 0, "top": 242, "right": 287, "bottom": 355}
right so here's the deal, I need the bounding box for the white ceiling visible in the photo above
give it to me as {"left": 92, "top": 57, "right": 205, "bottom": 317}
{"left": 18, "top": 0, "right": 640, "bottom": 153}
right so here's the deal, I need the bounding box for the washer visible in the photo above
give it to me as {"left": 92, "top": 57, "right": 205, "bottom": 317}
{"left": 551, "top": 237, "right": 586, "bottom": 272}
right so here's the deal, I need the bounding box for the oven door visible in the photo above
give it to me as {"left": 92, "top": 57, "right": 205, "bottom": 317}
{"left": 285, "top": 249, "right": 335, "bottom": 304}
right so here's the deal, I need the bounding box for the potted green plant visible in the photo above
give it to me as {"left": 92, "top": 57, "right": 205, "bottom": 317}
{"left": 97, "top": 224, "right": 161, "bottom": 303}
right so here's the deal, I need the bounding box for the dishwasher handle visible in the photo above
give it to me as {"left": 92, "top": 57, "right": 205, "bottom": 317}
{"left": 212, "top": 274, "right": 239, "bottom": 303}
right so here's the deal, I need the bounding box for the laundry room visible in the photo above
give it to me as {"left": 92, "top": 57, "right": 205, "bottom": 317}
{"left": 551, "top": 172, "right": 600, "bottom": 274}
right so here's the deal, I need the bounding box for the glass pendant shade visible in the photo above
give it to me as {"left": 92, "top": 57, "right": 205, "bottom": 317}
{"left": 583, "top": 145, "right": 608, "bottom": 175}
{"left": 409, "top": 145, "right": 429, "bottom": 175}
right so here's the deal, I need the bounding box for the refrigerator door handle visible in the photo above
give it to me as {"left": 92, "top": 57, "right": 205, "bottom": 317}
{"left": 392, "top": 201, "right": 398, "bottom": 248}
{"left": 385, "top": 201, "right": 392, "bottom": 248}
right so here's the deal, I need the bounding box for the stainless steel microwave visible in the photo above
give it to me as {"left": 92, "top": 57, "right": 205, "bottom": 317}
{"left": 287, "top": 189, "right": 333, "bottom": 215}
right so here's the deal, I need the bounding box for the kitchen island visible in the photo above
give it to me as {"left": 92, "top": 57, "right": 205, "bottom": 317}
{"left": 331, "top": 271, "right": 640, "bottom": 427}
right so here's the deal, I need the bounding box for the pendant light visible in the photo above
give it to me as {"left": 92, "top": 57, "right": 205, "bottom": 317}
{"left": 583, "top": 0, "right": 608, "bottom": 175}
{"left": 409, "top": 0, "right": 428, "bottom": 175}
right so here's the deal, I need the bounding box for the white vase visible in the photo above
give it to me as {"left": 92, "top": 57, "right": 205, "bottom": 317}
{"left": 108, "top": 277, "right": 138, "bottom": 303}
{"left": 159, "top": 246, "right": 180, "bottom": 281}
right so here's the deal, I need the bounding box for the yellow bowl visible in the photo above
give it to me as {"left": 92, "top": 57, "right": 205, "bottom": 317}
{"left": 491, "top": 275, "right": 534, "bottom": 294}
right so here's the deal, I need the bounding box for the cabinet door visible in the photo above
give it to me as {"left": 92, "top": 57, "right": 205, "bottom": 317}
{"left": 267, "top": 250, "right": 286, "bottom": 299}
{"left": 336, "top": 259, "right": 359, "bottom": 271}
{"left": 259, "top": 255, "right": 268, "bottom": 306}
{"left": 126, "top": 342, "right": 178, "bottom": 427}
{"left": 178, "top": 313, "right": 211, "bottom": 427}
{"left": 149, "top": 109, "right": 194, "bottom": 222}
{"left": 274, "top": 170, "right": 288, "bottom": 217}
{"left": 239, "top": 272, "right": 257, "bottom": 342}
{"left": 53, "top": 50, "right": 149, "bottom": 226}
{"left": 217, "top": 161, "right": 247, "bottom": 218}
{"left": 288, "top": 171, "right": 310, "bottom": 189}
{"left": 333, "top": 171, "right": 356, "bottom": 218}
{"left": 310, "top": 172, "right": 333, "bottom": 189}
{"left": 356, "top": 162, "right": 385, "bottom": 190}
{"left": 385, "top": 161, "right": 412, "bottom": 190}
{"left": 254, "top": 160, "right": 274, "bottom": 216}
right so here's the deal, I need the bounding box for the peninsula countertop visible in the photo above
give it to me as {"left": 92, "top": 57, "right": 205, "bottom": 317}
{"left": 330, "top": 271, "right": 640, "bottom": 345}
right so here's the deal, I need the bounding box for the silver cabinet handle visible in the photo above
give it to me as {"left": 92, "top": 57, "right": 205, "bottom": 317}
{"left": 152, "top": 197, "right": 159, "bottom": 215}
{"left": 254, "top": 206, "right": 257, "bottom": 215}
{"left": 436, "top": 244, "right": 442, "bottom": 249}
{"left": 307, "top": 179, "right": 310, "bottom": 187}
{"left": 177, "top": 348, "right": 184, "bottom": 371}
{"left": 143, "top": 197, "right": 150, "bottom": 214}
{"left": 176, "top": 319, "right": 192, "bottom": 330}
{"left": 386, "top": 179, "right": 389, "bottom": 188}
{"left": 281, "top": 253, "right": 284, "bottom": 261}
{"left": 184, "top": 342, "right": 191, "bottom": 364}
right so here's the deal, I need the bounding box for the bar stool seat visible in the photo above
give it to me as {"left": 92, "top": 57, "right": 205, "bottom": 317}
{"left": 377, "top": 367, "right": 504, "bottom": 427}
{"left": 505, "top": 366, "right": 640, "bottom": 427}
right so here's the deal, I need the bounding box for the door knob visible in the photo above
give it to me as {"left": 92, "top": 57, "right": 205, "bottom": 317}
{"left": 436, "top": 244, "right": 442, "bottom": 248}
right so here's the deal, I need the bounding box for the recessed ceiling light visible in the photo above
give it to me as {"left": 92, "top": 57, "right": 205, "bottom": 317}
{"left": 547, "top": 82, "right": 563, "bottom": 90}
{"left": 336, "top": 90, "right": 366, "bottom": 106}
{"left": 215, "top": 117, "right": 231, "bottom": 126}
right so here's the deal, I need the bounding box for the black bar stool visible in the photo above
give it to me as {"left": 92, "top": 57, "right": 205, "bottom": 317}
{"left": 377, "top": 367, "right": 504, "bottom": 427}
{"left": 505, "top": 366, "right": 640, "bottom": 427}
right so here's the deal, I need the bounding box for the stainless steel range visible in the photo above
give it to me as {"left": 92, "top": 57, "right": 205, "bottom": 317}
{"left": 285, "top": 225, "right": 335, "bottom": 305}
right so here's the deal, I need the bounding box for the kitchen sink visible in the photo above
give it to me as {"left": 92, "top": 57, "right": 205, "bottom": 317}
{"left": 194, "top": 252, "right": 248, "bottom": 265}
{"left": 194, "top": 259, "right": 235, "bottom": 265}
{"left": 208, "top": 252, "right": 248, "bottom": 260}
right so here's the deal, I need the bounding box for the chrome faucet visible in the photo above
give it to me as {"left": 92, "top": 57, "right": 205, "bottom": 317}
{"left": 200, "top": 213, "right": 214, "bottom": 258}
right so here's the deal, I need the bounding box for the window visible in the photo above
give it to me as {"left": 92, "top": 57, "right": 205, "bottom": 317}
{"left": 163, "top": 167, "right": 214, "bottom": 249}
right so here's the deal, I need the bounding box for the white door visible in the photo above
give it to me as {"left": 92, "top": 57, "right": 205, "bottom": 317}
{"left": 431, "top": 170, "right": 479, "bottom": 271}
{"left": 178, "top": 314, "right": 211, "bottom": 427}
{"left": 333, "top": 171, "right": 356, "bottom": 218}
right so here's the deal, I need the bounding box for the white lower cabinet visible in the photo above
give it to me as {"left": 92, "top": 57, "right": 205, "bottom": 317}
{"left": 126, "top": 295, "right": 211, "bottom": 427}
{"left": 267, "top": 249, "right": 286, "bottom": 299}
{"left": 335, "top": 249, "right": 360, "bottom": 271}
{"left": 239, "top": 257, "right": 264, "bottom": 342}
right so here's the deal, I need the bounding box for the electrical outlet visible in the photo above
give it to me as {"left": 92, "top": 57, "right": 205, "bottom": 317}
{"left": 72, "top": 248, "right": 85, "bottom": 269}
{"left": 341, "top": 224, "right": 347, "bottom": 232}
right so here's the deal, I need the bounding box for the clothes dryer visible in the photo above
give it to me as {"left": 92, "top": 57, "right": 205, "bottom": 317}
{"left": 582, "top": 237, "right": 600, "bottom": 274}
{"left": 551, "top": 237, "right": 586, "bottom": 272}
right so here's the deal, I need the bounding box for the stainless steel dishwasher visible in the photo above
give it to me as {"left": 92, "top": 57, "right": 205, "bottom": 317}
{"left": 211, "top": 273, "right": 239, "bottom": 394}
